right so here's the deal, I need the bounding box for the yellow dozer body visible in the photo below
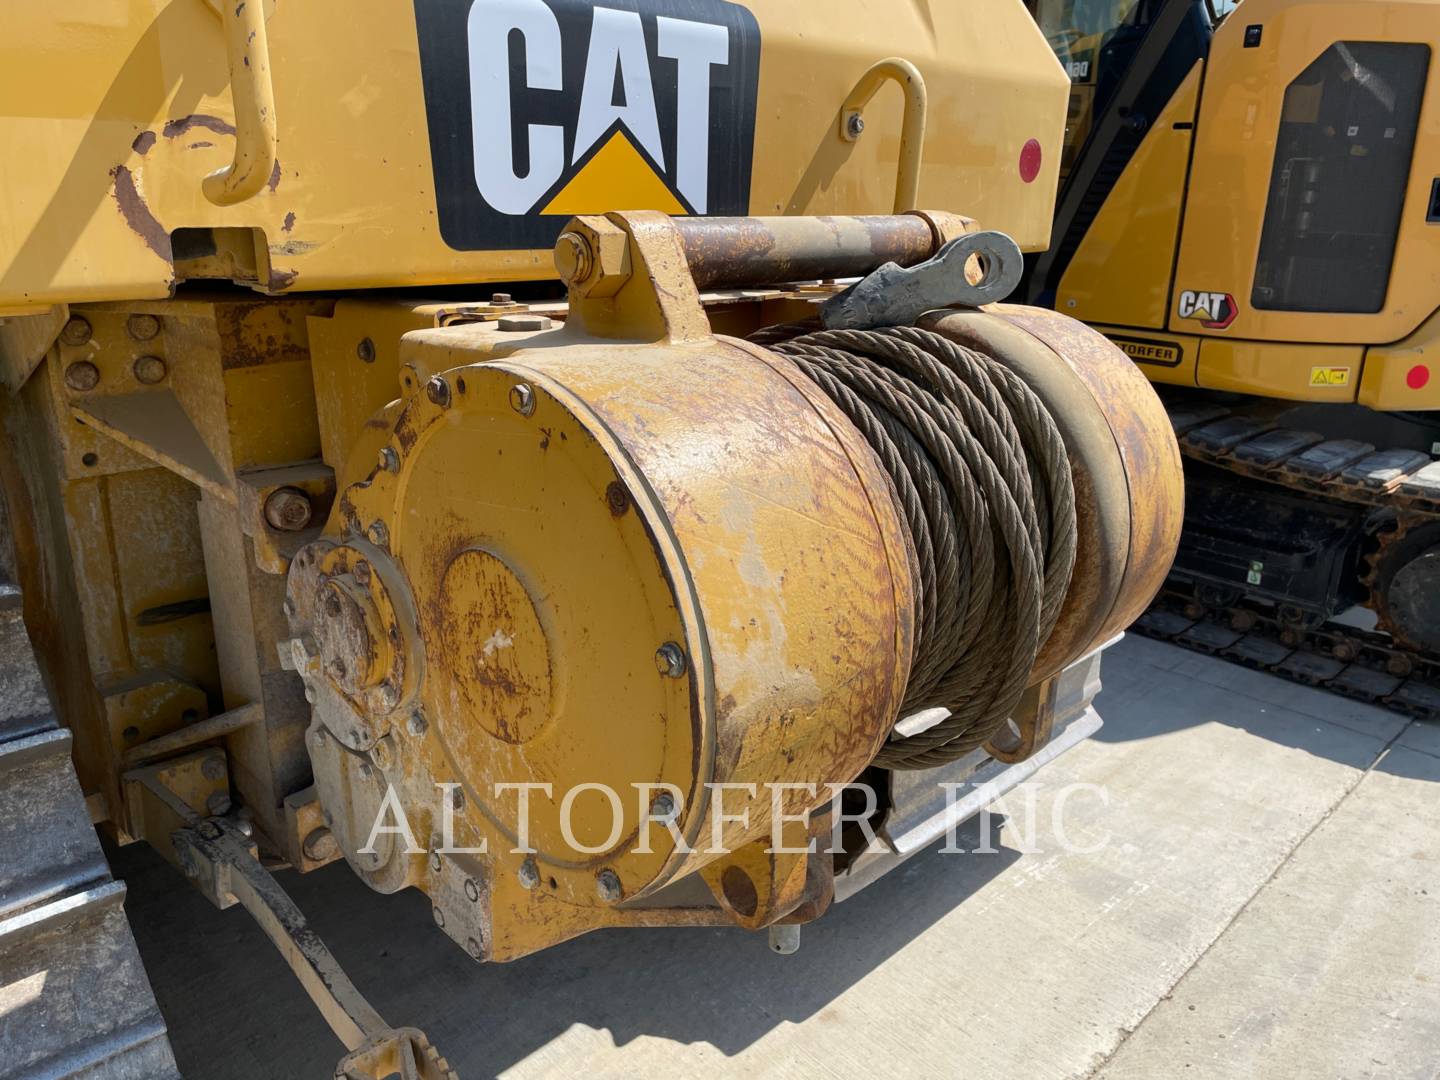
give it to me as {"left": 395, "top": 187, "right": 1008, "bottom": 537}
{"left": 0, "top": 3, "right": 1182, "bottom": 1075}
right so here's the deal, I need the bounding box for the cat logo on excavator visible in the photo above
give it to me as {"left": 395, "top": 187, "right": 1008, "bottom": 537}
{"left": 1176, "top": 289, "right": 1237, "bottom": 330}
{"left": 414, "top": 0, "right": 761, "bottom": 251}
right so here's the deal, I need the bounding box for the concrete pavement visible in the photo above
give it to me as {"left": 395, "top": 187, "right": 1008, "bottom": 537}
{"left": 111, "top": 635, "right": 1440, "bottom": 1078}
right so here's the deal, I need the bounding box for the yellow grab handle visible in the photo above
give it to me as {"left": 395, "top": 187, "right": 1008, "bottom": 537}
{"left": 839, "top": 58, "right": 928, "bottom": 213}
{"left": 203, "top": 0, "right": 278, "bottom": 206}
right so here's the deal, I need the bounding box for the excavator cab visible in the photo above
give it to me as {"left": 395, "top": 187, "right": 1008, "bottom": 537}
{"left": 1021, "top": 0, "right": 1440, "bottom": 715}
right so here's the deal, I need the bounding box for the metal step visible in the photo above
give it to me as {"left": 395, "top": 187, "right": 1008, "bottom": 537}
{"left": 0, "top": 594, "right": 179, "bottom": 1079}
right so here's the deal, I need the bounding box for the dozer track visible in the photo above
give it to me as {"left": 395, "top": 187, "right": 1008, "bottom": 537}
{"left": 0, "top": 578, "right": 179, "bottom": 1079}
{"left": 1139, "top": 397, "right": 1440, "bottom": 719}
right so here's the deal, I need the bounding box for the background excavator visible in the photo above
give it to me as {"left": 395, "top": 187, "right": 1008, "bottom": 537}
{"left": 1023, "top": 0, "right": 1440, "bottom": 714}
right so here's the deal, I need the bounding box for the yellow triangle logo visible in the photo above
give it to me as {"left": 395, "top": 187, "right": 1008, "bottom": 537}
{"left": 541, "top": 131, "right": 686, "bottom": 216}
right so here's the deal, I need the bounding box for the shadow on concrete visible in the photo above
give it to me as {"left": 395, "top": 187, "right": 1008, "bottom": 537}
{"left": 1090, "top": 635, "right": 1433, "bottom": 775}
{"left": 113, "top": 815, "right": 1020, "bottom": 1079}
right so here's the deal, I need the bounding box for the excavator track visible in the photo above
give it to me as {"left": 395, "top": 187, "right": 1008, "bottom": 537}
{"left": 0, "top": 576, "right": 180, "bottom": 1079}
{"left": 1142, "top": 396, "right": 1440, "bottom": 718}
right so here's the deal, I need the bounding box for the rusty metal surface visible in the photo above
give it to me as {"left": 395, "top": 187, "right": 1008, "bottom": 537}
{"left": 675, "top": 214, "right": 944, "bottom": 288}
{"left": 994, "top": 304, "right": 1186, "bottom": 648}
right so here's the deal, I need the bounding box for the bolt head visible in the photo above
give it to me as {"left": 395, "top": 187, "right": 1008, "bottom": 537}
{"left": 654, "top": 642, "right": 687, "bottom": 679}
{"left": 206, "top": 791, "right": 232, "bottom": 817}
{"left": 554, "top": 231, "right": 594, "bottom": 285}
{"left": 60, "top": 317, "right": 93, "bottom": 346}
{"left": 650, "top": 791, "right": 677, "bottom": 822}
{"left": 497, "top": 314, "right": 553, "bottom": 333}
{"left": 378, "top": 446, "right": 400, "bottom": 474}
{"left": 132, "top": 354, "right": 168, "bottom": 384}
{"left": 426, "top": 376, "right": 451, "bottom": 408}
{"left": 406, "top": 709, "right": 429, "bottom": 737}
{"left": 432, "top": 905, "right": 446, "bottom": 929}
{"left": 430, "top": 851, "right": 443, "bottom": 873}
{"left": 366, "top": 520, "right": 390, "bottom": 548}
{"left": 846, "top": 112, "right": 865, "bottom": 139}
{"left": 595, "top": 869, "right": 623, "bottom": 903}
{"left": 357, "top": 761, "right": 373, "bottom": 779}
{"left": 509, "top": 383, "right": 535, "bottom": 417}
{"left": 64, "top": 360, "right": 100, "bottom": 392}
{"left": 466, "top": 937, "right": 483, "bottom": 960}
{"left": 517, "top": 856, "right": 540, "bottom": 890}
{"left": 464, "top": 877, "right": 480, "bottom": 903}
{"left": 201, "top": 755, "right": 226, "bottom": 781}
{"left": 127, "top": 313, "right": 161, "bottom": 341}
{"left": 264, "top": 487, "right": 313, "bottom": 532}
{"left": 302, "top": 826, "right": 339, "bottom": 862}
{"left": 370, "top": 735, "right": 396, "bottom": 772}
{"left": 491, "top": 292, "right": 514, "bottom": 305}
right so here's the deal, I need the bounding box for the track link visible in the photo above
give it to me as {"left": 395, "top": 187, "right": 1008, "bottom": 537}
{"left": 0, "top": 580, "right": 180, "bottom": 1079}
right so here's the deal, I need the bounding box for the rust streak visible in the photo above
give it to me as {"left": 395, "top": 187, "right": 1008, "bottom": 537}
{"left": 109, "top": 166, "right": 171, "bottom": 260}
{"left": 163, "top": 114, "right": 236, "bottom": 139}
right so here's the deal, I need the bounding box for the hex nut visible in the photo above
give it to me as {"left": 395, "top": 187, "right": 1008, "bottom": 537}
{"left": 595, "top": 869, "right": 623, "bottom": 903}
{"left": 378, "top": 446, "right": 400, "bottom": 473}
{"left": 206, "top": 791, "right": 232, "bottom": 817}
{"left": 406, "top": 709, "right": 428, "bottom": 737}
{"left": 132, "top": 354, "right": 168, "bottom": 384}
{"left": 650, "top": 791, "right": 677, "bottom": 822}
{"left": 491, "top": 292, "right": 514, "bottom": 305}
{"left": 60, "top": 317, "right": 93, "bottom": 346}
{"left": 845, "top": 112, "right": 866, "bottom": 139}
{"left": 127, "top": 313, "right": 161, "bottom": 341}
{"left": 509, "top": 383, "right": 535, "bottom": 416}
{"left": 264, "top": 487, "right": 313, "bottom": 532}
{"left": 497, "top": 314, "right": 553, "bottom": 333}
{"left": 426, "top": 376, "right": 451, "bottom": 407}
{"left": 654, "top": 642, "right": 687, "bottom": 678}
{"left": 64, "top": 360, "right": 100, "bottom": 392}
{"left": 302, "top": 826, "right": 340, "bottom": 862}
{"left": 366, "top": 519, "right": 390, "bottom": 548}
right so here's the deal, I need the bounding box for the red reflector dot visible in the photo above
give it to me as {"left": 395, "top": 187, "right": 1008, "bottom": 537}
{"left": 1019, "top": 138, "right": 1042, "bottom": 184}
{"left": 1407, "top": 364, "right": 1430, "bottom": 390}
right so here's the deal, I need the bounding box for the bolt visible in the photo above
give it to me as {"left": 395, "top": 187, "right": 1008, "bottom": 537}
{"left": 206, "top": 791, "right": 232, "bottom": 817}
{"left": 769, "top": 923, "right": 802, "bottom": 955}
{"left": 60, "top": 316, "right": 93, "bottom": 346}
{"left": 127, "top": 313, "right": 161, "bottom": 341}
{"left": 366, "top": 519, "right": 390, "bottom": 548}
{"left": 1387, "top": 654, "right": 1414, "bottom": 678}
{"left": 64, "top": 360, "right": 100, "bottom": 391}
{"left": 426, "top": 375, "right": 451, "bottom": 407}
{"left": 357, "top": 761, "right": 373, "bottom": 779}
{"left": 353, "top": 559, "right": 371, "bottom": 584}
{"left": 377, "top": 681, "right": 401, "bottom": 712}
{"left": 491, "top": 292, "right": 514, "bottom": 305}
{"left": 356, "top": 337, "right": 376, "bottom": 363}
{"left": 517, "top": 856, "right": 539, "bottom": 890}
{"left": 431, "top": 850, "right": 443, "bottom": 873}
{"left": 845, "top": 112, "right": 865, "bottom": 139}
{"left": 197, "top": 820, "right": 222, "bottom": 841}
{"left": 264, "top": 487, "right": 313, "bottom": 532}
{"left": 407, "top": 709, "right": 428, "bottom": 737}
{"left": 1333, "top": 642, "right": 1356, "bottom": 662}
{"left": 605, "top": 481, "right": 630, "bottom": 516}
{"left": 432, "top": 905, "right": 446, "bottom": 929}
{"left": 132, "top": 355, "right": 168, "bottom": 384}
{"left": 302, "top": 826, "right": 339, "bottom": 862}
{"left": 509, "top": 383, "right": 535, "bottom": 417}
{"left": 595, "top": 869, "right": 623, "bottom": 903}
{"left": 554, "top": 231, "right": 594, "bottom": 285}
{"left": 370, "top": 735, "right": 396, "bottom": 772}
{"left": 201, "top": 755, "right": 226, "bottom": 781}
{"left": 654, "top": 642, "right": 687, "bottom": 678}
{"left": 497, "top": 314, "right": 553, "bottom": 333}
{"left": 378, "top": 446, "right": 400, "bottom": 473}
{"left": 464, "top": 877, "right": 480, "bottom": 903}
{"left": 466, "top": 937, "right": 483, "bottom": 960}
{"left": 650, "top": 791, "right": 677, "bottom": 822}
